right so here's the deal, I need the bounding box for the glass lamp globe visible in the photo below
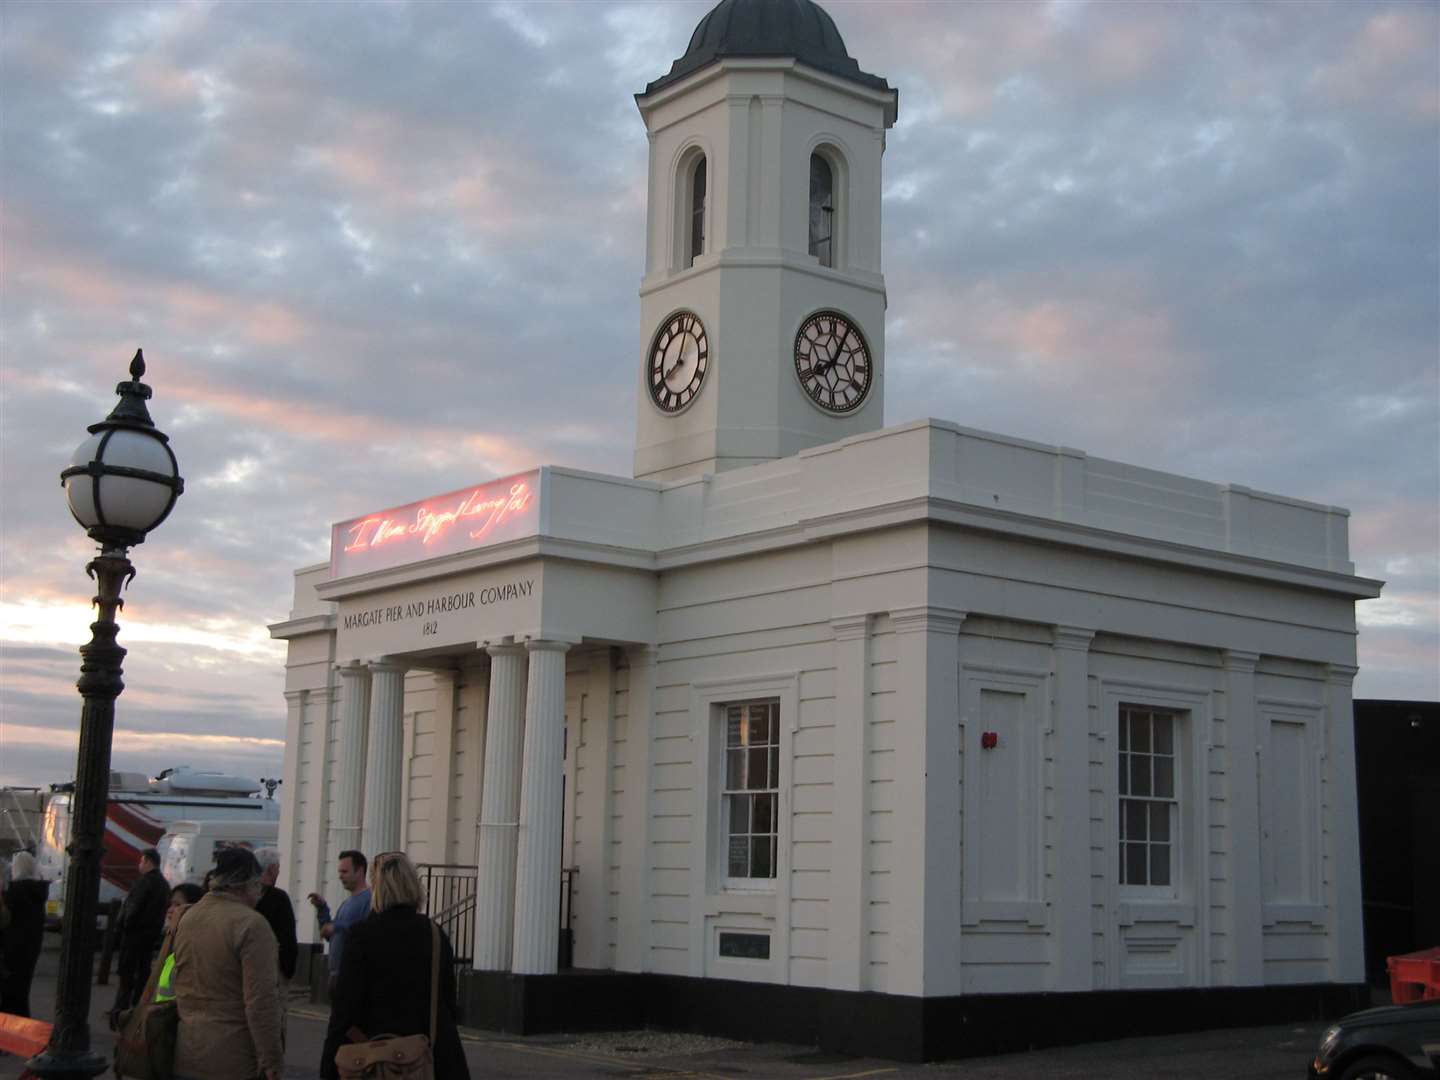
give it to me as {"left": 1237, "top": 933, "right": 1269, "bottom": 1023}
{"left": 60, "top": 349, "right": 184, "bottom": 548}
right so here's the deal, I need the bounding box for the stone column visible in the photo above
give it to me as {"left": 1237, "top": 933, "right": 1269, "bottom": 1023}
{"left": 615, "top": 645, "right": 657, "bottom": 973}
{"left": 1223, "top": 649, "right": 1264, "bottom": 985}
{"left": 1052, "top": 626, "right": 1095, "bottom": 990}
{"left": 1325, "top": 663, "right": 1365, "bottom": 982}
{"left": 331, "top": 663, "right": 371, "bottom": 859}
{"left": 828, "top": 614, "right": 870, "bottom": 991}
{"left": 890, "top": 606, "right": 966, "bottom": 997}
{"left": 473, "top": 644, "right": 528, "bottom": 970}
{"left": 278, "top": 689, "right": 308, "bottom": 899}
{"left": 512, "top": 639, "right": 572, "bottom": 974}
{"left": 361, "top": 661, "right": 407, "bottom": 857}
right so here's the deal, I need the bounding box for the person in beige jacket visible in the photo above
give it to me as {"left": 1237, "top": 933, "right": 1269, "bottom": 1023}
{"left": 170, "top": 848, "right": 284, "bottom": 1080}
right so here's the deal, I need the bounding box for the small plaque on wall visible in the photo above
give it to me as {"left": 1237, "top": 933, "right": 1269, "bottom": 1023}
{"left": 717, "top": 931, "right": 770, "bottom": 960}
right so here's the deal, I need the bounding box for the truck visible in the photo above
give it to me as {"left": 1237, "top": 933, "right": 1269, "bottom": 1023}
{"left": 37, "top": 767, "right": 281, "bottom": 923}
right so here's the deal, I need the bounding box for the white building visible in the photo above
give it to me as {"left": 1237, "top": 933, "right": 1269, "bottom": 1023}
{"left": 271, "top": 0, "right": 1381, "bottom": 1058}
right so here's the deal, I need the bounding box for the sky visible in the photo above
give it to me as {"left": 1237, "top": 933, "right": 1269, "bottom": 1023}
{"left": 1, "top": 0, "right": 1436, "bottom": 791}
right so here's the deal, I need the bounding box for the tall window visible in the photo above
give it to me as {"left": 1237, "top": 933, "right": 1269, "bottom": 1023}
{"left": 1118, "top": 706, "right": 1178, "bottom": 888}
{"left": 808, "top": 152, "right": 834, "bottom": 268}
{"left": 723, "top": 700, "right": 779, "bottom": 882}
{"left": 688, "top": 155, "right": 707, "bottom": 267}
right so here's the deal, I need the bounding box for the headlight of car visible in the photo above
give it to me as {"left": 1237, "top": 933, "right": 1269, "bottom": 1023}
{"left": 1315, "top": 1024, "right": 1343, "bottom": 1067}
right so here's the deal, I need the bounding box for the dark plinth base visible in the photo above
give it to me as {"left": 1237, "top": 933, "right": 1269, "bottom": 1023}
{"left": 441, "top": 971, "right": 1369, "bottom": 1062}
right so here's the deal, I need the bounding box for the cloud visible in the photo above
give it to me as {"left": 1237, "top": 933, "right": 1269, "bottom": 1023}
{"left": 0, "top": 0, "right": 1435, "bottom": 793}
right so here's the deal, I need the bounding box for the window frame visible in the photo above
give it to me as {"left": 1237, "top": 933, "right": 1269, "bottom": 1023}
{"left": 672, "top": 144, "right": 709, "bottom": 272}
{"left": 805, "top": 141, "right": 848, "bottom": 270}
{"left": 689, "top": 671, "right": 798, "bottom": 980}
{"left": 719, "top": 700, "right": 781, "bottom": 889}
{"left": 1117, "top": 705, "right": 1181, "bottom": 894}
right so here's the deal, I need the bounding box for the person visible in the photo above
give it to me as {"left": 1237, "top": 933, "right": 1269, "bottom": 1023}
{"left": 307, "top": 849, "right": 370, "bottom": 996}
{"left": 320, "top": 852, "right": 469, "bottom": 1080}
{"left": 253, "top": 847, "right": 298, "bottom": 981}
{"left": 153, "top": 882, "right": 205, "bottom": 1004}
{"left": 0, "top": 851, "right": 49, "bottom": 1017}
{"left": 111, "top": 847, "right": 170, "bottom": 1019}
{"left": 169, "top": 849, "right": 283, "bottom": 1080}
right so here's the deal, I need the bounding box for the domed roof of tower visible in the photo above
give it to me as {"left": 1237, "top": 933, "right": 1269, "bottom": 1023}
{"left": 641, "top": 0, "right": 892, "bottom": 98}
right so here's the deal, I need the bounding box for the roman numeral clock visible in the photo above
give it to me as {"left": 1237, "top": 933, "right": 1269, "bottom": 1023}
{"left": 647, "top": 311, "right": 709, "bottom": 413}
{"left": 794, "top": 310, "right": 872, "bottom": 413}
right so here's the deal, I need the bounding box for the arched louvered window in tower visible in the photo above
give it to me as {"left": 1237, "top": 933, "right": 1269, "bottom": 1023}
{"left": 689, "top": 156, "right": 707, "bottom": 267}
{"left": 808, "top": 152, "right": 834, "bottom": 268}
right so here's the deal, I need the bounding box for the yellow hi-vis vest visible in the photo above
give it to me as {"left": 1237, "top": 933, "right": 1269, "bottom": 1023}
{"left": 155, "top": 953, "right": 177, "bottom": 1003}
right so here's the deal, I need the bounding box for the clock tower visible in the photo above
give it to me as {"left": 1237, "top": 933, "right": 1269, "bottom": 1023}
{"left": 633, "top": 0, "right": 898, "bottom": 482}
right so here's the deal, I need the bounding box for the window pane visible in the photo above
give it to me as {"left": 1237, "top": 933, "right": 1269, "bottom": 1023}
{"left": 751, "top": 835, "right": 774, "bottom": 878}
{"left": 1124, "top": 800, "right": 1148, "bottom": 843}
{"left": 1124, "top": 842, "right": 1146, "bottom": 885}
{"left": 1130, "top": 754, "right": 1151, "bottom": 797}
{"left": 726, "top": 707, "right": 743, "bottom": 747}
{"left": 748, "top": 747, "right": 768, "bottom": 790}
{"left": 1153, "top": 715, "right": 1173, "bottom": 755}
{"left": 1150, "top": 843, "right": 1171, "bottom": 887}
{"left": 690, "top": 158, "right": 706, "bottom": 262}
{"left": 726, "top": 749, "right": 745, "bottom": 790}
{"left": 730, "top": 793, "right": 750, "bottom": 834}
{"left": 1131, "top": 714, "right": 1151, "bottom": 753}
{"left": 1154, "top": 758, "right": 1174, "bottom": 799}
{"left": 1118, "top": 714, "right": 1129, "bottom": 751}
{"left": 749, "top": 706, "right": 770, "bottom": 745}
{"left": 1150, "top": 802, "right": 1170, "bottom": 842}
{"left": 768, "top": 746, "right": 779, "bottom": 785}
{"left": 1118, "top": 751, "right": 1130, "bottom": 795}
{"left": 728, "top": 836, "right": 748, "bottom": 877}
{"left": 753, "top": 793, "right": 774, "bottom": 835}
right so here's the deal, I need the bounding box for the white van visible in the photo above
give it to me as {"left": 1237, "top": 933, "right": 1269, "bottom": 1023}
{"left": 157, "top": 819, "right": 280, "bottom": 888}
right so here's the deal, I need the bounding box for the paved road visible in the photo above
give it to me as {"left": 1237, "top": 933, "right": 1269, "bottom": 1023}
{"left": 2, "top": 936, "right": 1332, "bottom": 1078}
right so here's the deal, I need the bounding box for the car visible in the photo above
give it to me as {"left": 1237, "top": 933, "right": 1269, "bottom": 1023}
{"left": 1309, "top": 999, "right": 1440, "bottom": 1079}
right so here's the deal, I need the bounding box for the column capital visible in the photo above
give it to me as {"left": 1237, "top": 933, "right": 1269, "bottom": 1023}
{"left": 335, "top": 661, "right": 368, "bottom": 679}
{"left": 282, "top": 688, "right": 310, "bottom": 704}
{"left": 831, "top": 613, "right": 872, "bottom": 641}
{"left": 365, "top": 657, "right": 408, "bottom": 675}
{"left": 1325, "top": 663, "right": 1359, "bottom": 686}
{"left": 891, "top": 606, "right": 967, "bottom": 636}
{"left": 1053, "top": 626, "right": 1096, "bottom": 652}
{"left": 1222, "top": 649, "right": 1261, "bottom": 673}
{"left": 524, "top": 638, "right": 572, "bottom": 655}
{"left": 486, "top": 642, "right": 528, "bottom": 660}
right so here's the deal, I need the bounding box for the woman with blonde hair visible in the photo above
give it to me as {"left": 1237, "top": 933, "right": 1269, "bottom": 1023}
{"left": 320, "top": 851, "right": 470, "bottom": 1079}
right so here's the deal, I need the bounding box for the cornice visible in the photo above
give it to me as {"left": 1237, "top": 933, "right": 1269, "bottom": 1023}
{"left": 267, "top": 613, "right": 335, "bottom": 640}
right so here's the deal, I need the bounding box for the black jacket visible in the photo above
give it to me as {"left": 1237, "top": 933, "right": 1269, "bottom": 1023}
{"left": 1, "top": 878, "right": 49, "bottom": 971}
{"left": 321, "top": 906, "right": 470, "bottom": 1080}
{"left": 255, "top": 884, "right": 298, "bottom": 979}
{"left": 118, "top": 867, "right": 169, "bottom": 943}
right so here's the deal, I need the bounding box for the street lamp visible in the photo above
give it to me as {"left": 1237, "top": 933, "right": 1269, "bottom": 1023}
{"left": 29, "top": 349, "right": 183, "bottom": 1080}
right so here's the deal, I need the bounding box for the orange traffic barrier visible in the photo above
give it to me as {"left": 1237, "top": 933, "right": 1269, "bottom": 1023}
{"left": 1388, "top": 945, "right": 1440, "bottom": 1003}
{"left": 0, "top": 1011, "right": 51, "bottom": 1056}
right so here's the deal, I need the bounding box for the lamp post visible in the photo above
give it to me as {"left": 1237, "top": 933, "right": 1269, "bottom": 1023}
{"left": 29, "top": 349, "right": 183, "bottom": 1080}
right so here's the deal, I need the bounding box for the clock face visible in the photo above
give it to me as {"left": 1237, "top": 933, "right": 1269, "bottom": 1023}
{"left": 647, "top": 311, "right": 709, "bottom": 414}
{"left": 794, "top": 310, "right": 872, "bottom": 413}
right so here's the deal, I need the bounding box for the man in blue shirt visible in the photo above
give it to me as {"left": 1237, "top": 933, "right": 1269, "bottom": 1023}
{"left": 306, "top": 849, "right": 371, "bottom": 994}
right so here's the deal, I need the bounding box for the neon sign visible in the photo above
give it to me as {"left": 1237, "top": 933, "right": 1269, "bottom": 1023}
{"left": 330, "top": 469, "right": 540, "bottom": 578}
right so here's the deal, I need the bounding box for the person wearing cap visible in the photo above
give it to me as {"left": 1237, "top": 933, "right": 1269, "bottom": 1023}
{"left": 169, "top": 848, "right": 284, "bottom": 1080}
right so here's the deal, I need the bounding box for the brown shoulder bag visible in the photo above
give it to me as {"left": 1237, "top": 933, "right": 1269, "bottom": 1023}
{"left": 113, "top": 912, "right": 184, "bottom": 1080}
{"left": 333, "top": 920, "right": 441, "bottom": 1080}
